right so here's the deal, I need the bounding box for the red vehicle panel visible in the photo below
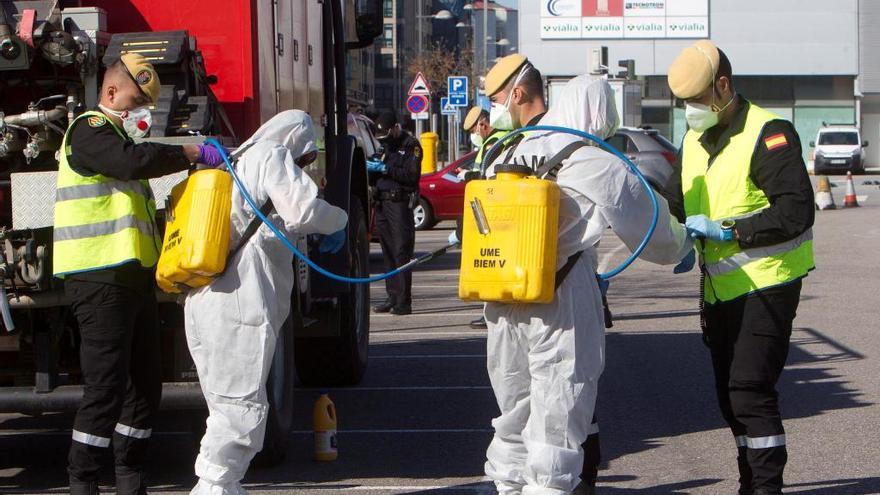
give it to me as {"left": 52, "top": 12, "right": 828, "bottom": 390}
{"left": 418, "top": 152, "right": 475, "bottom": 225}
{"left": 83, "top": 0, "right": 261, "bottom": 137}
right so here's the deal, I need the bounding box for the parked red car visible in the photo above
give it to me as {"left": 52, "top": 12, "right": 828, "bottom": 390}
{"left": 415, "top": 151, "right": 476, "bottom": 230}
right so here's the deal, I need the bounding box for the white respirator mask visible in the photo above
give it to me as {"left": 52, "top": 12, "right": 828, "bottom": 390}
{"left": 470, "top": 133, "right": 484, "bottom": 148}
{"left": 99, "top": 104, "right": 153, "bottom": 138}
{"left": 489, "top": 64, "right": 532, "bottom": 131}
{"left": 684, "top": 103, "right": 719, "bottom": 133}
{"left": 684, "top": 86, "right": 735, "bottom": 133}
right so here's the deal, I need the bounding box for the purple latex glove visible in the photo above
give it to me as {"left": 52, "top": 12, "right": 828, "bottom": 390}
{"left": 197, "top": 144, "right": 227, "bottom": 168}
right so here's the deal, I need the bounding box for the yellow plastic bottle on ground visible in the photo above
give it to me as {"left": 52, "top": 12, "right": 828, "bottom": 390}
{"left": 156, "top": 169, "right": 233, "bottom": 293}
{"left": 313, "top": 393, "right": 338, "bottom": 461}
{"left": 458, "top": 164, "right": 560, "bottom": 304}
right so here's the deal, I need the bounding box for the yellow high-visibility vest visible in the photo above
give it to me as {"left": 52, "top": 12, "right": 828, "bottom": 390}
{"left": 475, "top": 129, "right": 508, "bottom": 167}
{"left": 681, "top": 103, "right": 814, "bottom": 303}
{"left": 53, "top": 110, "right": 161, "bottom": 278}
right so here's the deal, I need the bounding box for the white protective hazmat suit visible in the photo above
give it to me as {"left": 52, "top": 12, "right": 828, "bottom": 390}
{"left": 184, "top": 110, "right": 348, "bottom": 495}
{"left": 482, "top": 75, "right": 692, "bottom": 494}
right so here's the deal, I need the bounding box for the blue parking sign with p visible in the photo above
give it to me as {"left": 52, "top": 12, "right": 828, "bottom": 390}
{"left": 448, "top": 76, "right": 468, "bottom": 107}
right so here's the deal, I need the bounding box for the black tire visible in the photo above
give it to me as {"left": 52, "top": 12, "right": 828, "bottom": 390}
{"left": 295, "top": 196, "right": 370, "bottom": 387}
{"left": 252, "top": 307, "right": 298, "bottom": 467}
{"left": 413, "top": 197, "right": 436, "bottom": 231}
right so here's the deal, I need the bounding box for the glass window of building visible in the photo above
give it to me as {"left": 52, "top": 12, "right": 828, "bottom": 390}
{"left": 383, "top": 24, "right": 393, "bottom": 48}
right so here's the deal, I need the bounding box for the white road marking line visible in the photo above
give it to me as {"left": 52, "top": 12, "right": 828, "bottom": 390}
{"left": 371, "top": 354, "right": 486, "bottom": 359}
{"left": 289, "top": 428, "right": 493, "bottom": 434}
{"left": 297, "top": 386, "right": 491, "bottom": 391}
{"left": 371, "top": 313, "right": 484, "bottom": 317}
{"left": 250, "top": 484, "right": 496, "bottom": 493}
{"left": 371, "top": 331, "right": 487, "bottom": 336}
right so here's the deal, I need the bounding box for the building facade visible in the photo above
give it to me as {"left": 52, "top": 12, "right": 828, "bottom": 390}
{"left": 519, "top": 0, "right": 880, "bottom": 166}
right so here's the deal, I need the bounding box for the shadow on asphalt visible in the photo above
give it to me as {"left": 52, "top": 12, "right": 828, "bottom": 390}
{"left": 598, "top": 325, "right": 872, "bottom": 468}
{"left": 0, "top": 325, "right": 871, "bottom": 492}
{"left": 784, "top": 477, "right": 880, "bottom": 494}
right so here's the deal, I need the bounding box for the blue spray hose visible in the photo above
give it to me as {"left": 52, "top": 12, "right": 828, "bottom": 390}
{"left": 206, "top": 138, "right": 452, "bottom": 284}
{"left": 480, "top": 126, "right": 660, "bottom": 280}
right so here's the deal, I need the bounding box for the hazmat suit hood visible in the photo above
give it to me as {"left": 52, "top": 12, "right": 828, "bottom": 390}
{"left": 239, "top": 109, "right": 318, "bottom": 160}
{"left": 542, "top": 74, "right": 620, "bottom": 140}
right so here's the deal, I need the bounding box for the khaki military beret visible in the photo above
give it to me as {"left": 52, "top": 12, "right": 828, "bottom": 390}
{"left": 121, "top": 53, "right": 160, "bottom": 104}
{"left": 485, "top": 54, "right": 528, "bottom": 97}
{"left": 667, "top": 40, "right": 719, "bottom": 100}
{"left": 463, "top": 106, "right": 485, "bottom": 132}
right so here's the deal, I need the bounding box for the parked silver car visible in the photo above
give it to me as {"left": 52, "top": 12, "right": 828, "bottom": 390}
{"left": 605, "top": 127, "right": 678, "bottom": 190}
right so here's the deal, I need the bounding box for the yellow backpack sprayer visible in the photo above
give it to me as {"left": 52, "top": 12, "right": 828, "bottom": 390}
{"left": 458, "top": 126, "right": 661, "bottom": 304}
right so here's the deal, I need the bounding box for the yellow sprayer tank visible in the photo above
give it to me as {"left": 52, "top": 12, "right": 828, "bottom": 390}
{"left": 156, "top": 170, "right": 233, "bottom": 293}
{"left": 458, "top": 164, "right": 560, "bottom": 304}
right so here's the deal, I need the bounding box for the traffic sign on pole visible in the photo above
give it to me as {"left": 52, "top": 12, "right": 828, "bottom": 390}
{"left": 408, "top": 72, "right": 432, "bottom": 96}
{"left": 440, "top": 97, "right": 457, "bottom": 116}
{"left": 406, "top": 95, "right": 429, "bottom": 115}
{"left": 447, "top": 76, "right": 469, "bottom": 107}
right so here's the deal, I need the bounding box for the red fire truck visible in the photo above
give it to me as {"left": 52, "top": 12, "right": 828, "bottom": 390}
{"left": 0, "top": 0, "right": 380, "bottom": 460}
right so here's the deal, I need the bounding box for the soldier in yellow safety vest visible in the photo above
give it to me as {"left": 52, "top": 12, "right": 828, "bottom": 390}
{"left": 666, "top": 41, "right": 815, "bottom": 495}
{"left": 54, "top": 54, "right": 224, "bottom": 495}
{"left": 461, "top": 106, "right": 507, "bottom": 178}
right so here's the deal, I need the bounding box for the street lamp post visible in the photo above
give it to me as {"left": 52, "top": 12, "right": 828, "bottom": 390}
{"left": 412, "top": 8, "right": 454, "bottom": 136}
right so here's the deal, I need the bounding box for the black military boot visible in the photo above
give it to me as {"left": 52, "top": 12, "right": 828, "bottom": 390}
{"left": 70, "top": 479, "right": 100, "bottom": 495}
{"left": 737, "top": 446, "right": 754, "bottom": 495}
{"left": 115, "top": 470, "right": 147, "bottom": 495}
{"left": 573, "top": 481, "right": 596, "bottom": 495}
{"left": 372, "top": 300, "right": 394, "bottom": 313}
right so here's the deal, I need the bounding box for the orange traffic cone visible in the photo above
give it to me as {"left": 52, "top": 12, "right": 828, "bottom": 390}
{"left": 843, "top": 171, "right": 860, "bottom": 208}
{"left": 814, "top": 175, "right": 836, "bottom": 210}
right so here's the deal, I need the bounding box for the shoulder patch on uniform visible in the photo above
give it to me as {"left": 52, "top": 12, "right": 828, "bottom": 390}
{"left": 764, "top": 133, "right": 788, "bottom": 151}
{"left": 413, "top": 146, "right": 422, "bottom": 159}
{"left": 87, "top": 115, "right": 107, "bottom": 128}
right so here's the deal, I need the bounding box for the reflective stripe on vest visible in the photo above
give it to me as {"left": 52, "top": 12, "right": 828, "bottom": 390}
{"left": 475, "top": 130, "right": 507, "bottom": 166}
{"left": 53, "top": 110, "right": 161, "bottom": 277}
{"left": 681, "top": 103, "right": 814, "bottom": 303}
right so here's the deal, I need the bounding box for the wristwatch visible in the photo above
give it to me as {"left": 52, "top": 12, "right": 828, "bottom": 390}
{"left": 720, "top": 220, "right": 736, "bottom": 241}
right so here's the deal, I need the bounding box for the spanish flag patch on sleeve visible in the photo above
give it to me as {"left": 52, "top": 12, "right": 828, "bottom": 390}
{"left": 764, "top": 133, "right": 788, "bottom": 151}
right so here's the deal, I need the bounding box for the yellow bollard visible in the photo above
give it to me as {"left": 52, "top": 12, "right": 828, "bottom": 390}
{"left": 419, "top": 132, "right": 439, "bottom": 174}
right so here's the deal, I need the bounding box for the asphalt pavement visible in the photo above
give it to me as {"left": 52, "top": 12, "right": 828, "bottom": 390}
{"left": 2, "top": 177, "right": 879, "bottom": 494}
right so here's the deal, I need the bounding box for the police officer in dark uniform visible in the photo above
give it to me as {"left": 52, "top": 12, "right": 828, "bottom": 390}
{"left": 370, "top": 111, "right": 422, "bottom": 315}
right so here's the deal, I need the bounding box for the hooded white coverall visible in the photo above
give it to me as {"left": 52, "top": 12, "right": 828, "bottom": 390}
{"left": 184, "top": 111, "right": 348, "bottom": 495}
{"left": 483, "top": 76, "right": 693, "bottom": 494}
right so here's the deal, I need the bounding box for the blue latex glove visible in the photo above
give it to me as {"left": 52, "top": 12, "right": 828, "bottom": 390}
{"left": 685, "top": 214, "right": 734, "bottom": 242}
{"left": 319, "top": 229, "right": 346, "bottom": 254}
{"left": 448, "top": 231, "right": 460, "bottom": 245}
{"left": 197, "top": 143, "right": 228, "bottom": 168}
{"left": 366, "top": 159, "right": 386, "bottom": 173}
{"left": 673, "top": 249, "right": 696, "bottom": 274}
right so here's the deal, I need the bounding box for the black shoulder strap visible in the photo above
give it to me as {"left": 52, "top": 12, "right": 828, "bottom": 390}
{"left": 555, "top": 250, "right": 584, "bottom": 290}
{"left": 226, "top": 199, "right": 275, "bottom": 265}
{"left": 535, "top": 141, "right": 588, "bottom": 180}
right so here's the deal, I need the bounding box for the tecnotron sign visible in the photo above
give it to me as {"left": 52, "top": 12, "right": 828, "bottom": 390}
{"left": 541, "top": 0, "right": 709, "bottom": 39}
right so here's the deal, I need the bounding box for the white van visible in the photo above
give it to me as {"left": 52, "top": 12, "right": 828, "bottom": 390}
{"left": 810, "top": 124, "right": 869, "bottom": 175}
